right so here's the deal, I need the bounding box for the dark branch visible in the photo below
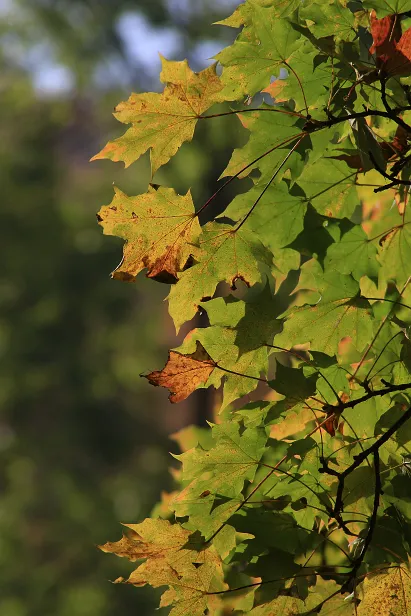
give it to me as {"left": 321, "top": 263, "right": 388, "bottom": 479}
{"left": 322, "top": 380, "right": 411, "bottom": 415}
{"left": 341, "top": 451, "right": 381, "bottom": 592}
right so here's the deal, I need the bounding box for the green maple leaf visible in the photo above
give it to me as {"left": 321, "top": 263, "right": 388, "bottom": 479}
{"left": 217, "top": 0, "right": 304, "bottom": 27}
{"left": 363, "top": 0, "right": 411, "bottom": 16}
{"left": 92, "top": 58, "right": 226, "bottom": 175}
{"left": 296, "top": 157, "right": 359, "bottom": 218}
{"left": 173, "top": 421, "right": 267, "bottom": 535}
{"left": 303, "top": 579, "right": 353, "bottom": 615}
{"left": 270, "top": 362, "right": 318, "bottom": 403}
{"left": 234, "top": 282, "right": 283, "bottom": 353}
{"left": 378, "top": 209, "right": 411, "bottom": 289}
{"left": 269, "top": 470, "right": 332, "bottom": 527}
{"left": 347, "top": 396, "right": 389, "bottom": 439}
{"left": 356, "top": 321, "right": 411, "bottom": 386}
{"left": 216, "top": 3, "right": 301, "bottom": 99}
{"left": 263, "top": 46, "right": 334, "bottom": 111}
{"left": 276, "top": 261, "right": 373, "bottom": 355}
{"left": 201, "top": 282, "right": 282, "bottom": 354}
{"left": 301, "top": 1, "right": 357, "bottom": 43}
{"left": 97, "top": 185, "right": 201, "bottom": 282}
{"left": 303, "top": 351, "right": 350, "bottom": 402}
{"left": 167, "top": 222, "right": 273, "bottom": 331}
{"left": 220, "top": 106, "right": 305, "bottom": 182}
{"left": 248, "top": 595, "right": 306, "bottom": 615}
{"left": 223, "top": 183, "right": 306, "bottom": 253}
{"left": 324, "top": 222, "right": 380, "bottom": 281}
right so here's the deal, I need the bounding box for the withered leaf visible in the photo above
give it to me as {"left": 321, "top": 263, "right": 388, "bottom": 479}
{"left": 369, "top": 11, "right": 411, "bottom": 76}
{"left": 145, "top": 340, "right": 216, "bottom": 403}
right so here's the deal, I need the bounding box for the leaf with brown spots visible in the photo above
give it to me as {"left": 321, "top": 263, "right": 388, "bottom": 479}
{"left": 97, "top": 184, "right": 201, "bottom": 283}
{"left": 91, "top": 58, "right": 226, "bottom": 175}
{"left": 100, "top": 518, "right": 226, "bottom": 615}
{"left": 145, "top": 340, "right": 216, "bottom": 403}
{"left": 358, "top": 565, "right": 411, "bottom": 615}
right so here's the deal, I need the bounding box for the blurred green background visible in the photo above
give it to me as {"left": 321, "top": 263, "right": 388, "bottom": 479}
{"left": 0, "top": 1, "right": 240, "bottom": 614}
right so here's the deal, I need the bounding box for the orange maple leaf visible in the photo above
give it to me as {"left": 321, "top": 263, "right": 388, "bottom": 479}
{"left": 369, "top": 11, "right": 411, "bottom": 76}
{"left": 145, "top": 341, "right": 216, "bottom": 403}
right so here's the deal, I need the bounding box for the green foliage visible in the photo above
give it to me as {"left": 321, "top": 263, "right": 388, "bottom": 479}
{"left": 95, "top": 1, "right": 411, "bottom": 613}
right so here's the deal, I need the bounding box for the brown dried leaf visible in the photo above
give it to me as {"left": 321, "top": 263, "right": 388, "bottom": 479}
{"left": 145, "top": 340, "right": 216, "bottom": 403}
{"left": 369, "top": 11, "right": 411, "bottom": 76}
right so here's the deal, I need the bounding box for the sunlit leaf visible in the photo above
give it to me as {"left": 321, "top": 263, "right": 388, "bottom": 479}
{"left": 97, "top": 185, "right": 201, "bottom": 282}
{"left": 92, "top": 58, "right": 226, "bottom": 174}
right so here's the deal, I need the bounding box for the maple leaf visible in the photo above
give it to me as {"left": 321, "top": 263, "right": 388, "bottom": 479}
{"left": 220, "top": 106, "right": 304, "bottom": 183}
{"left": 357, "top": 565, "right": 411, "bottom": 615}
{"left": 216, "top": 0, "right": 299, "bottom": 26}
{"left": 223, "top": 183, "right": 306, "bottom": 252}
{"left": 262, "top": 45, "right": 334, "bottom": 111}
{"left": 369, "top": 10, "right": 411, "bottom": 76}
{"left": 145, "top": 340, "right": 216, "bottom": 403}
{"left": 301, "top": 1, "right": 357, "bottom": 43}
{"left": 173, "top": 421, "right": 267, "bottom": 536}
{"left": 216, "top": 3, "right": 301, "bottom": 98}
{"left": 364, "top": 0, "right": 411, "bottom": 17}
{"left": 100, "top": 518, "right": 226, "bottom": 615}
{"left": 378, "top": 204, "right": 411, "bottom": 288}
{"left": 167, "top": 221, "right": 274, "bottom": 331}
{"left": 97, "top": 184, "right": 201, "bottom": 283}
{"left": 295, "top": 157, "right": 359, "bottom": 219}
{"left": 276, "top": 260, "right": 373, "bottom": 355}
{"left": 91, "top": 58, "right": 226, "bottom": 175}
{"left": 148, "top": 326, "right": 269, "bottom": 409}
{"left": 324, "top": 223, "right": 379, "bottom": 281}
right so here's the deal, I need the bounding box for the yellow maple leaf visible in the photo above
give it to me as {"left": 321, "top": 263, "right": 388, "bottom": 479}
{"left": 100, "top": 518, "right": 226, "bottom": 615}
{"left": 97, "top": 184, "right": 201, "bottom": 283}
{"left": 91, "top": 57, "right": 226, "bottom": 175}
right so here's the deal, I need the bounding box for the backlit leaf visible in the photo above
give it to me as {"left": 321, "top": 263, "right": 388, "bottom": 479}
{"left": 145, "top": 340, "right": 215, "bottom": 403}
{"left": 167, "top": 222, "right": 274, "bottom": 331}
{"left": 358, "top": 566, "right": 411, "bottom": 615}
{"left": 95, "top": 3, "right": 411, "bottom": 613}
{"left": 92, "top": 58, "right": 226, "bottom": 174}
{"left": 97, "top": 185, "right": 201, "bottom": 282}
{"left": 100, "top": 518, "right": 227, "bottom": 615}
{"left": 216, "top": 3, "right": 301, "bottom": 98}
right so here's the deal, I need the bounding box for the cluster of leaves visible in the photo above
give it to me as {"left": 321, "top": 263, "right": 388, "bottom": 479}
{"left": 93, "top": 1, "right": 411, "bottom": 614}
